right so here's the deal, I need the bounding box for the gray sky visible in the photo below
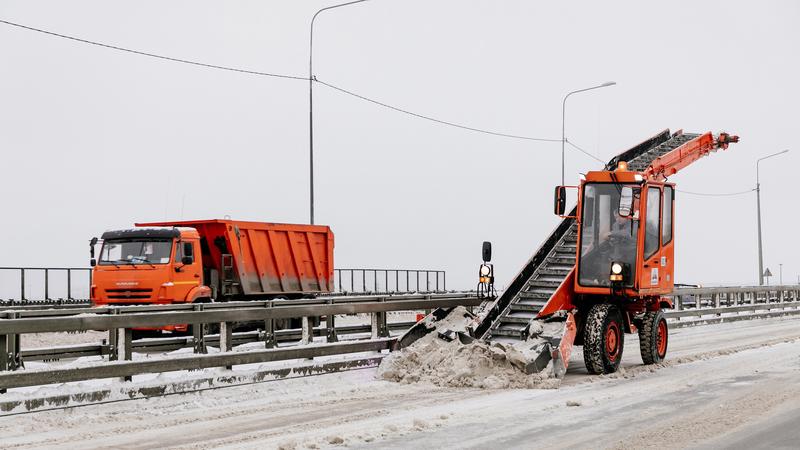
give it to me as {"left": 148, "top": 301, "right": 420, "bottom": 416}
{"left": 1, "top": 0, "right": 798, "bottom": 293}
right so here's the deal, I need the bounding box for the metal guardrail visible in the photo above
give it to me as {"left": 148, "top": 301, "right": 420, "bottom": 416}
{"left": 0, "top": 293, "right": 481, "bottom": 390}
{"left": 1, "top": 285, "right": 798, "bottom": 392}
{"left": 333, "top": 268, "right": 445, "bottom": 294}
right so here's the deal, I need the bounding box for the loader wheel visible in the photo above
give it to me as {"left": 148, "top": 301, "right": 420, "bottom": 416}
{"left": 583, "top": 303, "right": 624, "bottom": 374}
{"left": 639, "top": 310, "right": 668, "bottom": 364}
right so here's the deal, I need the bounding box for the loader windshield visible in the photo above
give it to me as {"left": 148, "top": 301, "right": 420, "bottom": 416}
{"left": 99, "top": 239, "right": 173, "bottom": 266}
{"left": 578, "top": 183, "right": 638, "bottom": 287}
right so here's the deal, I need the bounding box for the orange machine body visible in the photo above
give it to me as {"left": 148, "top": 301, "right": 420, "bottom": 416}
{"left": 543, "top": 131, "right": 738, "bottom": 323}
{"left": 531, "top": 130, "right": 738, "bottom": 375}
{"left": 91, "top": 220, "right": 334, "bottom": 331}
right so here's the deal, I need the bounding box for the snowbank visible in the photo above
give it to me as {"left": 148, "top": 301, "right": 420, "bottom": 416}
{"left": 377, "top": 307, "right": 561, "bottom": 389}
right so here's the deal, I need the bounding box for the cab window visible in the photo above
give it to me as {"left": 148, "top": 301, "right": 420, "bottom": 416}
{"left": 644, "top": 187, "right": 661, "bottom": 259}
{"left": 174, "top": 241, "right": 195, "bottom": 264}
{"left": 662, "top": 186, "right": 674, "bottom": 245}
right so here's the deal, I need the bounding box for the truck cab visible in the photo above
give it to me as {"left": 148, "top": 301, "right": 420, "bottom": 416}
{"left": 91, "top": 227, "right": 210, "bottom": 307}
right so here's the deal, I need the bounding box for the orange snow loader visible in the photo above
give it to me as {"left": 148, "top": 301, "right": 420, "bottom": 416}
{"left": 399, "top": 130, "right": 739, "bottom": 378}
{"left": 90, "top": 219, "right": 334, "bottom": 333}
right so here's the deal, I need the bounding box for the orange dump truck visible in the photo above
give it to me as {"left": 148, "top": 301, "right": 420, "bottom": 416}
{"left": 90, "top": 220, "right": 334, "bottom": 331}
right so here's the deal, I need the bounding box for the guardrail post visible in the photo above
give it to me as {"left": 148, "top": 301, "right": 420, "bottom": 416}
{"left": 220, "top": 321, "right": 233, "bottom": 370}
{"left": 751, "top": 291, "right": 756, "bottom": 305}
{"left": 117, "top": 326, "right": 133, "bottom": 381}
{"left": 326, "top": 299, "right": 338, "bottom": 343}
{"left": 193, "top": 304, "right": 206, "bottom": 354}
{"left": 370, "top": 298, "right": 389, "bottom": 339}
{"left": 0, "top": 313, "right": 22, "bottom": 377}
{"left": 263, "top": 301, "right": 276, "bottom": 349}
{"left": 0, "top": 334, "right": 7, "bottom": 374}
{"left": 301, "top": 317, "right": 313, "bottom": 345}
{"left": 108, "top": 308, "right": 119, "bottom": 361}
{"left": 220, "top": 322, "right": 232, "bottom": 352}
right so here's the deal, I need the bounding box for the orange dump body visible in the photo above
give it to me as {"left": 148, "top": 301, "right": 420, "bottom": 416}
{"left": 136, "top": 219, "right": 335, "bottom": 299}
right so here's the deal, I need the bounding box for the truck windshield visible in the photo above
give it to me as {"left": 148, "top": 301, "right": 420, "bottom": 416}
{"left": 578, "top": 183, "right": 638, "bottom": 287}
{"left": 99, "top": 239, "right": 173, "bottom": 266}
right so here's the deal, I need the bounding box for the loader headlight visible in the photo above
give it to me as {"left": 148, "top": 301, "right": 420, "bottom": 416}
{"left": 479, "top": 264, "right": 491, "bottom": 277}
{"left": 609, "top": 262, "right": 627, "bottom": 282}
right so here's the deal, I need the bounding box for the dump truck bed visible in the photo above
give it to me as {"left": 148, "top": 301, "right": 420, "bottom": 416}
{"left": 138, "top": 219, "right": 334, "bottom": 298}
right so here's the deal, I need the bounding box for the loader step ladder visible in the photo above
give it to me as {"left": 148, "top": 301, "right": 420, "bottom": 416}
{"left": 478, "top": 130, "right": 702, "bottom": 343}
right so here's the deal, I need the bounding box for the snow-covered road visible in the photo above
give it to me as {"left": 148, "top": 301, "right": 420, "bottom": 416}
{"left": 1, "top": 316, "right": 799, "bottom": 449}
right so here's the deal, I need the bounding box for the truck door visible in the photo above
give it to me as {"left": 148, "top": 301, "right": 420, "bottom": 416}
{"left": 640, "top": 186, "right": 663, "bottom": 289}
{"left": 173, "top": 239, "right": 201, "bottom": 302}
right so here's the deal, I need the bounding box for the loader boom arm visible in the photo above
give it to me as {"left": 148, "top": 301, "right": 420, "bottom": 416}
{"left": 644, "top": 131, "right": 739, "bottom": 180}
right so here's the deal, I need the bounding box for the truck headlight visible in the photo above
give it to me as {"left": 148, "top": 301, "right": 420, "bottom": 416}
{"left": 611, "top": 263, "right": 623, "bottom": 275}
{"left": 479, "top": 264, "right": 491, "bottom": 276}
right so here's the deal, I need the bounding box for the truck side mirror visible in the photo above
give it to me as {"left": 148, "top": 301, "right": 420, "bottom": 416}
{"left": 482, "top": 241, "right": 492, "bottom": 262}
{"left": 619, "top": 186, "right": 634, "bottom": 217}
{"left": 554, "top": 186, "right": 566, "bottom": 216}
{"left": 90, "top": 258, "right": 97, "bottom": 267}
{"left": 89, "top": 237, "right": 98, "bottom": 259}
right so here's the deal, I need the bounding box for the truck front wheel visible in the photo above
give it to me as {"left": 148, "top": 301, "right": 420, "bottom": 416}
{"left": 639, "top": 310, "right": 668, "bottom": 364}
{"left": 583, "top": 303, "right": 624, "bottom": 374}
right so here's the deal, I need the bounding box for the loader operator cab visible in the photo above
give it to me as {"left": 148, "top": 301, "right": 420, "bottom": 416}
{"left": 555, "top": 161, "right": 676, "bottom": 296}
{"left": 578, "top": 184, "right": 639, "bottom": 287}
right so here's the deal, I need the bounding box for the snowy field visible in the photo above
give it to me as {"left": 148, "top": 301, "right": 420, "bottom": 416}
{"left": 1, "top": 316, "right": 799, "bottom": 449}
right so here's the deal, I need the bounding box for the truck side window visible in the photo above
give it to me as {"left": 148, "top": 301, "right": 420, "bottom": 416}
{"left": 662, "top": 186, "right": 673, "bottom": 245}
{"left": 175, "top": 242, "right": 195, "bottom": 264}
{"left": 644, "top": 187, "right": 661, "bottom": 259}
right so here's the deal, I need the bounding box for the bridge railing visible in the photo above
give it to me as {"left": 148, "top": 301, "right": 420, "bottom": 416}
{"left": 0, "top": 267, "right": 92, "bottom": 303}
{"left": 0, "top": 267, "right": 448, "bottom": 304}
{"left": 669, "top": 285, "right": 800, "bottom": 310}
{"left": 333, "top": 268, "right": 446, "bottom": 294}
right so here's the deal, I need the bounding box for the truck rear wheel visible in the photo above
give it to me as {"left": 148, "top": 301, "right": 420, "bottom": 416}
{"left": 639, "top": 310, "right": 668, "bottom": 364}
{"left": 583, "top": 303, "right": 624, "bottom": 374}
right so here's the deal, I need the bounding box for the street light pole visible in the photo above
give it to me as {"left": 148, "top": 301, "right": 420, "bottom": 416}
{"left": 756, "top": 149, "right": 789, "bottom": 285}
{"left": 561, "top": 81, "right": 616, "bottom": 186}
{"left": 309, "top": 0, "right": 370, "bottom": 224}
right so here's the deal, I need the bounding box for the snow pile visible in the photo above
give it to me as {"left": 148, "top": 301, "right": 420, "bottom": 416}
{"left": 377, "top": 307, "right": 561, "bottom": 389}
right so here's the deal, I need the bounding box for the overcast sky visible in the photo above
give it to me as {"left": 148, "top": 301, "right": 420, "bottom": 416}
{"left": 1, "top": 0, "right": 798, "bottom": 296}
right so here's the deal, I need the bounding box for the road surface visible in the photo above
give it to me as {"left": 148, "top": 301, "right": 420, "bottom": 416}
{"left": 0, "top": 316, "right": 799, "bottom": 449}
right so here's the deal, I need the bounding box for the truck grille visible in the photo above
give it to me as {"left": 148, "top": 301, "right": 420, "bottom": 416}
{"left": 105, "top": 288, "right": 153, "bottom": 299}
